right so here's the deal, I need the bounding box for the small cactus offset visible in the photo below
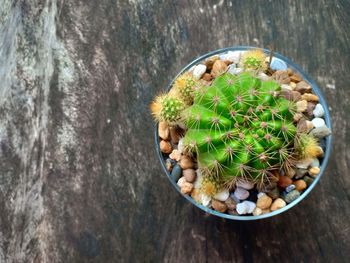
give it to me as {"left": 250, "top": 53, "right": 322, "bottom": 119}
{"left": 170, "top": 73, "right": 199, "bottom": 105}
{"left": 240, "top": 49, "right": 268, "bottom": 71}
{"left": 150, "top": 94, "right": 184, "bottom": 123}
{"left": 182, "top": 72, "right": 297, "bottom": 187}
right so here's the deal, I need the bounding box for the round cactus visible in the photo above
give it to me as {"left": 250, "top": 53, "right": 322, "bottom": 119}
{"left": 150, "top": 94, "right": 184, "bottom": 123}
{"left": 240, "top": 49, "right": 267, "bottom": 71}
{"left": 170, "top": 73, "right": 199, "bottom": 105}
{"left": 182, "top": 72, "right": 297, "bottom": 187}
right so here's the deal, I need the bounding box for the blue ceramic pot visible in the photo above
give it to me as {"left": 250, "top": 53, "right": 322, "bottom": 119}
{"left": 155, "top": 46, "right": 332, "bottom": 220}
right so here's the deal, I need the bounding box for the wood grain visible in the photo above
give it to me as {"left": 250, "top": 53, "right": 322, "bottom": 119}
{"left": 0, "top": 0, "right": 349, "bottom": 262}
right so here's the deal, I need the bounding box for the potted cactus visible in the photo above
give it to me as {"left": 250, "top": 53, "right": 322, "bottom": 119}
{"left": 151, "top": 47, "right": 332, "bottom": 219}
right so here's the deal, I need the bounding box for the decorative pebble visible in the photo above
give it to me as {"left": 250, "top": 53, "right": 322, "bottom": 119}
{"left": 290, "top": 81, "right": 297, "bottom": 88}
{"left": 297, "top": 119, "right": 314, "bottom": 133}
{"left": 179, "top": 155, "right": 194, "bottom": 169}
{"left": 258, "top": 72, "right": 270, "bottom": 81}
{"left": 303, "top": 176, "right": 315, "bottom": 186}
{"left": 169, "top": 126, "right": 181, "bottom": 144}
{"left": 278, "top": 176, "right": 293, "bottom": 188}
{"left": 236, "top": 201, "right": 256, "bottom": 215}
{"left": 193, "top": 169, "right": 203, "bottom": 189}
{"left": 158, "top": 121, "right": 170, "bottom": 140}
{"left": 219, "top": 51, "right": 242, "bottom": 63}
{"left": 213, "top": 189, "right": 230, "bottom": 202}
{"left": 211, "top": 60, "right": 228, "bottom": 77}
{"left": 202, "top": 73, "right": 212, "bottom": 81}
{"left": 308, "top": 166, "right": 320, "bottom": 177}
{"left": 296, "top": 100, "right": 308, "bottom": 112}
{"left": 293, "top": 179, "right": 307, "bottom": 191}
{"left": 211, "top": 200, "right": 227, "bottom": 213}
{"left": 281, "top": 84, "right": 293, "bottom": 91}
{"left": 310, "top": 126, "right": 331, "bottom": 138}
{"left": 311, "top": 117, "right": 326, "bottom": 128}
{"left": 171, "top": 164, "right": 182, "bottom": 180}
{"left": 169, "top": 149, "right": 181, "bottom": 161}
{"left": 225, "top": 198, "right": 237, "bottom": 210}
{"left": 281, "top": 90, "right": 301, "bottom": 101}
{"left": 160, "top": 140, "right": 172, "bottom": 154}
{"left": 261, "top": 209, "right": 271, "bottom": 214}
{"left": 166, "top": 158, "right": 176, "bottom": 171}
{"left": 180, "top": 182, "right": 194, "bottom": 194}
{"left": 177, "top": 138, "right": 184, "bottom": 153}
{"left": 313, "top": 103, "right": 325, "bottom": 117}
{"left": 306, "top": 102, "right": 316, "bottom": 117}
{"left": 228, "top": 67, "right": 243, "bottom": 75}
{"left": 256, "top": 194, "right": 273, "bottom": 209}
{"left": 267, "top": 188, "right": 280, "bottom": 199}
{"left": 192, "top": 64, "right": 207, "bottom": 80}
{"left": 295, "top": 168, "right": 308, "bottom": 179}
{"left": 290, "top": 74, "right": 302, "bottom": 83}
{"left": 311, "top": 158, "right": 320, "bottom": 168}
{"left": 177, "top": 176, "right": 187, "bottom": 188}
{"left": 257, "top": 192, "right": 265, "bottom": 199}
{"left": 270, "top": 198, "right": 286, "bottom": 211}
{"left": 270, "top": 57, "right": 288, "bottom": 71}
{"left": 230, "top": 193, "right": 241, "bottom": 204}
{"left": 295, "top": 81, "right": 312, "bottom": 93}
{"left": 253, "top": 207, "right": 263, "bottom": 216}
{"left": 315, "top": 146, "right": 324, "bottom": 157}
{"left": 285, "top": 184, "right": 296, "bottom": 193}
{"left": 296, "top": 159, "right": 313, "bottom": 169}
{"left": 234, "top": 187, "right": 250, "bottom": 200}
{"left": 183, "top": 169, "right": 196, "bottom": 183}
{"left": 301, "top": 93, "right": 319, "bottom": 102}
{"left": 293, "top": 113, "right": 303, "bottom": 122}
{"left": 283, "top": 190, "right": 300, "bottom": 204}
{"left": 227, "top": 209, "right": 239, "bottom": 216}
{"left": 201, "top": 194, "right": 211, "bottom": 207}
{"left": 236, "top": 179, "right": 254, "bottom": 190}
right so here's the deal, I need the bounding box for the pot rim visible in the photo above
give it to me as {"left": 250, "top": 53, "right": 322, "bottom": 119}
{"left": 154, "top": 46, "right": 332, "bottom": 220}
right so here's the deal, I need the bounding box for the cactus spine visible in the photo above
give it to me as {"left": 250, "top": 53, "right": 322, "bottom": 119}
{"left": 182, "top": 72, "right": 297, "bottom": 187}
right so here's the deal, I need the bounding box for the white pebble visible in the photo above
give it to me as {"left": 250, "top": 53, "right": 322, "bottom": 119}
{"left": 258, "top": 72, "right": 270, "bottom": 81}
{"left": 269, "top": 57, "right": 288, "bottom": 71}
{"left": 311, "top": 158, "right": 320, "bottom": 168}
{"left": 281, "top": 84, "right": 293, "bottom": 91}
{"left": 219, "top": 51, "right": 242, "bottom": 64}
{"left": 193, "top": 169, "right": 203, "bottom": 189}
{"left": 201, "top": 194, "right": 211, "bottom": 207}
{"left": 257, "top": 192, "right": 266, "bottom": 199}
{"left": 177, "top": 177, "right": 187, "bottom": 188}
{"left": 234, "top": 187, "right": 250, "bottom": 200}
{"left": 228, "top": 67, "right": 243, "bottom": 75}
{"left": 192, "top": 64, "right": 207, "bottom": 80}
{"left": 236, "top": 201, "right": 256, "bottom": 215}
{"left": 311, "top": 117, "right": 326, "bottom": 128}
{"left": 313, "top": 103, "right": 325, "bottom": 118}
{"left": 213, "top": 189, "right": 230, "bottom": 202}
{"left": 177, "top": 138, "right": 184, "bottom": 153}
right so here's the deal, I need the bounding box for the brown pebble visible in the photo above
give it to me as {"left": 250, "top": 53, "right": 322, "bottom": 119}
{"left": 301, "top": 93, "right": 319, "bottom": 102}
{"left": 308, "top": 166, "right": 320, "bottom": 177}
{"left": 169, "top": 126, "right": 182, "bottom": 144}
{"left": 315, "top": 146, "right": 324, "bottom": 157}
{"left": 293, "top": 113, "right": 303, "bottom": 122}
{"left": 290, "top": 74, "right": 302, "bottom": 83}
{"left": 211, "top": 200, "right": 227, "bottom": 213}
{"left": 261, "top": 208, "right": 271, "bottom": 214}
{"left": 306, "top": 102, "right": 316, "bottom": 117}
{"left": 278, "top": 176, "right": 293, "bottom": 188}
{"left": 160, "top": 140, "right": 172, "bottom": 154}
{"left": 290, "top": 82, "right": 297, "bottom": 88}
{"left": 295, "top": 81, "right": 312, "bottom": 94}
{"left": 169, "top": 149, "right": 181, "bottom": 161}
{"left": 180, "top": 182, "right": 194, "bottom": 194}
{"left": 225, "top": 198, "right": 237, "bottom": 210}
{"left": 296, "top": 100, "right": 308, "bottom": 112}
{"left": 256, "top": 194, "right": 273, "bottom": 209}
{"left": 158, "top": 121, "right": 170, "bottom": 140}
{"left": 280, "top": 90, "right": 301, "bottom": 101}
{"left": 270, "top": 198, "right": 286, "bottom": 211}
{"left": 211, "top": 60, "right": 228, "bottom": 77}
{"left": 204, "top": 55, "right": 219, "bottom": 70}
{"left": 183, "top": 169, "right": 196, "bottom": 183}
{"left": 180, "top": 155, "right": 194, "bottom": 169}
{"left": 202, "top": 73, "right": 213, "bottom": 81}
{"left": 293, "top": 180, "right": 307, "bottom": 191}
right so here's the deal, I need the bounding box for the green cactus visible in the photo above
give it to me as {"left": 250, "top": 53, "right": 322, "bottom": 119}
{"left": 150, "top": 94, "right": 185, "bottom": 123}
{"left": 182, "top": 72, "right": 297, "bottom": 186}
{"left": 170, "top": 73, "right": 199, "bottom": 105}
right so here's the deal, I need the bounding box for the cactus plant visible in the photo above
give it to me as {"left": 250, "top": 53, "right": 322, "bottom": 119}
{"left": 240, "top": 49, "right": 268, "bottom": 71}
{"left": 170, "top": 73, "right": 199, "bottom": 105}
{"left": 150, "top": 94, "right": 185, "bottom": 123}
{"left": 182, "top": 72, "right": 297, "bottom": 187}
{"left": 295, "top": 133, "right": 320, "bottom": 159}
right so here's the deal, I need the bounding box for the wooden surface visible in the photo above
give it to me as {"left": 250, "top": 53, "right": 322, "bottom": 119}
{"left": 0, "top": 0, "right": 350, "bottom": 262}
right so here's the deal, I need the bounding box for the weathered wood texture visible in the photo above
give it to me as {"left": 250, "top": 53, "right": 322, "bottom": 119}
{"left": 0, "top": 0, "right": 349, "bottom": 262}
